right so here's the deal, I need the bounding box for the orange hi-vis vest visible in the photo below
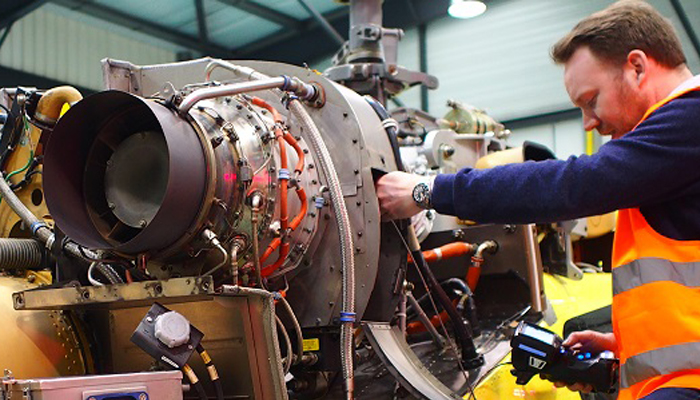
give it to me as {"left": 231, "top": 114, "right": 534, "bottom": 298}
{"left": 612, "top": 76, "right": 700, "bottom": 400}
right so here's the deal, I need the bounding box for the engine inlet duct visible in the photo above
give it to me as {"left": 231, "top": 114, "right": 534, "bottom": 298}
{"left": 44, "top": 91, "right": 208, "bottom": 254}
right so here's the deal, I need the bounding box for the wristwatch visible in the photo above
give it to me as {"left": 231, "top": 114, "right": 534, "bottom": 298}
{"left": 412, "top": 179, "right": 433, "bottom": 210}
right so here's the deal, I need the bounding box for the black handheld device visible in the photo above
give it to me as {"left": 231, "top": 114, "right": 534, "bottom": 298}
{"left": 510, "top": 321, "right": 619, "bottom": 393}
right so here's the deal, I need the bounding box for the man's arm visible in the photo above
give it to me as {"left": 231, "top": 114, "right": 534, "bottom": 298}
{"left": 378, "top": 93, "right": 700, "bottom": 224}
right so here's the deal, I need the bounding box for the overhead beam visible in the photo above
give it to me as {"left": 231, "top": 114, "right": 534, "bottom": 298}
{"left": 240, "top": 7, "right": 349, "bottom": 60}
{"left": 669, "top": 0, "right": 700, "bottom": 64}
{"left": 0, "top": 21, "right": 16, "bottom": 51}
{"left": 194, "top": 0, "right": 208, "bottom": 42}
{"left": 0, "top": 0, "right": 50, "bottom": 30}
{"left": 297, "top": 0, "right": 344, "bottom": 46}
{"left": 50, "top": 0, "right": 235, "bottom": 58}
{"left": 217, "top": 0, "right": 300, "bottom": 29}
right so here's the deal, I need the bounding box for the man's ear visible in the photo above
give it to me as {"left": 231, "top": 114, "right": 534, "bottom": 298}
{"left": 627, "top": 50, "right": 648, "bottom": 86}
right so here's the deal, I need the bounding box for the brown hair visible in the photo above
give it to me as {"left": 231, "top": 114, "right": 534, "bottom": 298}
{"left": 551, "top": 0, "right": 686, "bottom": 68}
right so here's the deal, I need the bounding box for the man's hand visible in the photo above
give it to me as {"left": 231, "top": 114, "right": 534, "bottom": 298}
{"left": 375, "top": 171, "right": 425, "bottom": 220}
{"left": 550, "top": 331, "right": 617, "bottom": 393}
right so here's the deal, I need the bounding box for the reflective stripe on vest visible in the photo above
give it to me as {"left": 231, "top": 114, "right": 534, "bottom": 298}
{"left": 613, "top": 258, "right": 700, "bottom": 295}
{"left": 620, "top": 341, "right": 700, "bottom": 388}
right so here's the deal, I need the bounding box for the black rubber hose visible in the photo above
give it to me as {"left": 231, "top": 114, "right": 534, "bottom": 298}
{"left": 364, "top": 95, "right": 405, "bottom": 172}
{"left": 410, "top": 248, "right": 484, "bottom": 369}
{"left": 0, "top": 238, "right": 44, "bottom": 270}
{"left": 407, "top": 277, "right": 471, "bottom": 319}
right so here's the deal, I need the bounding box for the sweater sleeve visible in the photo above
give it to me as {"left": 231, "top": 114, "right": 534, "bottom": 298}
{"left": 431, "top": 92, "right": 700, "bottom": 224}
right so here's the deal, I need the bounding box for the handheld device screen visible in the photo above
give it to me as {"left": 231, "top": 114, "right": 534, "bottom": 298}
{"left": 522, "top": 325, "right": 556, "bottom": 345}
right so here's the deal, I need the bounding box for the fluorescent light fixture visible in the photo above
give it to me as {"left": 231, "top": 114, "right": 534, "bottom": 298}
{"left": 448, "top": 0, "right": 487, "bottom": 19}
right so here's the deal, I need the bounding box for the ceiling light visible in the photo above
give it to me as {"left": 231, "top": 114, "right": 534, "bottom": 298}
{"left": 448, "top": 0, "right": 487, "bottom": 19}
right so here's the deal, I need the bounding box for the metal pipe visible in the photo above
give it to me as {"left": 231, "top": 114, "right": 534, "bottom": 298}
{"left": 398, "top": 289, "right": 407, "bottom": 335}
{"left": 523, "top": 224, "right": 545, "bottom": 312}
{"left": 474, "top": 240, "right": 497, "bottom": 259}
{"left": 35, "top": 86, "right": 82, "bottom": 126}
{"left": 275, "top": 315, "right": 293, "bottom": 374}
{"left": 251, "top": 193, "right": 264, "bottom": 288}
{"left": 231, "top": 242, "right": 240, "bottom": 285}
{"left": 407, "top": 292, "right": 446, "bottom": 348}
{"left": 178, "top": 78, "right": 287, "bottom": 115}
{"left": 279, "top": 296, "right": 304, "bottom": 365}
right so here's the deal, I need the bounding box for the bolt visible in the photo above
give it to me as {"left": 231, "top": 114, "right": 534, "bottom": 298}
{"left": 106, "top": 160, "right": 113, "bottom": 167}
{"left": 343, "top": 112, "right": 348, "bottom": 118}
{"left": 303, "top": 148, "right": 309, "bottom": 154}
{"left": 357, "top": 231, "right": 363, "bottom": 237}
{"left": 356, "top": 201, "right": 361, "bottom": 206}
{"left": 236, "top": 104, "right": 243, "bottom": 110}
{"left": 352, "top": 139, "right": 358, "bottom": 144}
{"left": 146, "top": 316, "right": 153, "bottom": 323}
{"left": 353, "top": 169, "right": 359, "bottom": 174}
{"left": 108, "top": 202, "right": 116, "bottom": 210}
{"left": 139, "top": 220, "right": 147, "bottom": 228}
{"left": 139, "top": 394, "right": 148, "bottom": 400}
{"left": 329, "top": 301, "right": 335, "bottom": 307}
{"left": 247, "top": 114, "right": 253, "bottom": 119}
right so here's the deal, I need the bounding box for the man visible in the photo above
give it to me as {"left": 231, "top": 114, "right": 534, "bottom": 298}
{"left": 376, "top": 1, "right": 700, "bottom": 399}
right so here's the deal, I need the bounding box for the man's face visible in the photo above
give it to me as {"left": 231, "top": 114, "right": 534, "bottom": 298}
{"left": 564, "top": 47, "right": 649, "bottom": 139}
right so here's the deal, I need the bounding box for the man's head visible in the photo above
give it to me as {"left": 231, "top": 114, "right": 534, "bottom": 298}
{"left": 551, "top": 0, "right": 688, "bottom": 138}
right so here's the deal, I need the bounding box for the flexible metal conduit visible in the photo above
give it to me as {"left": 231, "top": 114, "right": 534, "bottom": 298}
{"left": 203, "top": 59, "right": 357, "bottom": 399}
{"left": 0, "top": 238, "right": 43, "bottom": 270}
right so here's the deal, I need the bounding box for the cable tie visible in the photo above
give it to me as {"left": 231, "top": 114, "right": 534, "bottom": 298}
{"left": 339, "top": 312, "right": 356, "bottom": 323}
{"left": 278, "top": 168, "right": 291, "bottom": 181}
{"left": 30, "top": 221, "right": 47, "bottom": 236}
{"left": 314, "top": 196, "right": 325, "bottom": 209}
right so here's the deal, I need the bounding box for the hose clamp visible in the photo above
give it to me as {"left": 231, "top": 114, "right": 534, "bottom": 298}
{"left": 339, "top": 312, "right": 356, "bottom": 323}
{"left": 278, "top": 168, "right": 290, "bottom": 181}
{"left": 314, "top": 196, "right": 325, "bottom": 209}
{"left": 30, "top": 221, "right": 47, "bottom": 236}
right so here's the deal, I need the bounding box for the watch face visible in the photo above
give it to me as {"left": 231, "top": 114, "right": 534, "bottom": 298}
{"left": 413, "top": 182, "right": 430, "bottom": 208}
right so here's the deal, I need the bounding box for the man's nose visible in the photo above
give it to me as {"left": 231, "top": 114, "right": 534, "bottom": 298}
{"left": 582, "top": 113, "right": 599, "bottom": 132}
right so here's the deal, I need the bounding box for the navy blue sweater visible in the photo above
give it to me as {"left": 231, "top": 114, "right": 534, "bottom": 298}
{"left": 432, "top": 91, "right": 700, "bottom": 240}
